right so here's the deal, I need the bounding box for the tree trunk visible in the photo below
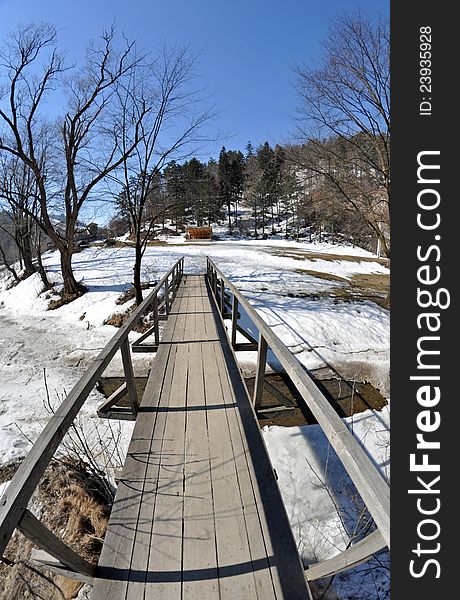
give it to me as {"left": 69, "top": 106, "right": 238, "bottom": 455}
{"left": 133, "top": 243, "right": 143, "bottom": 306}
{"left": 0, "top": 244, "right": 20, "bottom": 282}
{"left": 60, "top": 246, "right": 85, "bottom": 298}
{"left": 14, "top": 221, "right": 35, "bottom": 276}
{"left": 35, "top": 237, "right": 52, "bottom": 290}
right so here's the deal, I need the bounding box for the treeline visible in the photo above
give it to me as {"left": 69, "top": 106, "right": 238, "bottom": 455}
{"left": 110, "top": 137, "right": 388, "bottom": 253}
{"left": 1, "top": 12, "right": 389, "bottom": 307}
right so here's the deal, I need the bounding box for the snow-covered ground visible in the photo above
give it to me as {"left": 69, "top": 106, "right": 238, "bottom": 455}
{"left": 0, "top": 238, "right": 390, "bottom": 597}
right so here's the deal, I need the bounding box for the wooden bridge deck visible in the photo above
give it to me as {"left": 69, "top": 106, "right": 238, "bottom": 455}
{"left": 92, "top": 274, "right": 310, "bottom": 599}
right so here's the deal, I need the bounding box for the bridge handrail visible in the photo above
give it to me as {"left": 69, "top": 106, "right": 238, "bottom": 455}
{"left": 206, "top": 257, "right": 390, "bottom": 568}
{"left": 0, "top": 257, "right": 184, "bottom": 567}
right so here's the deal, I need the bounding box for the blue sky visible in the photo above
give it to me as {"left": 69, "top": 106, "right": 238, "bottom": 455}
{"left": 0, "top": 0, "right": 389, "bottom": 159}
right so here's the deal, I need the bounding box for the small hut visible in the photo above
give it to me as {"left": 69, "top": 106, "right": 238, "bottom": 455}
{"left": 185, "top": 226, "right": 213, "bottom": 241}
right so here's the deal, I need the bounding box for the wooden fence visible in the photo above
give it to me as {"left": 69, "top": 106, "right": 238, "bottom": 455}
{"left": 0, "top": 258, "right": 184, "bottom": 579}
{"left": 206, "top": 257, "right": 390, "bottom": 581}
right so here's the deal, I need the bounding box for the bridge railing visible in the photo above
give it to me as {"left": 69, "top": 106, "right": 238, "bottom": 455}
{"left": 0, "top": 257, "right": 184, "bottom": 581}
{"left": 206, "top": 257, "right": 390, "bottom": 582}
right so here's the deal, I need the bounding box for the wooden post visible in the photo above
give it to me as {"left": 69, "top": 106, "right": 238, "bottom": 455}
{"left": 120, "top": 340, "right": 139, "bottom": 414}
{"left": 165, "top": 276, "right": 170, "bottom": 316}
{"left": 231, "top": 295, "right": 238, "bottom": 348}
{"left": 253, "top": 334, "right": 268, "bottom": 409}
{"left": 220, "top": 278, "right": 225, "bottom": 314}
{"left": 153, "top": 294, "right": 160, "bottom": 347}
{"left": 173, "top": 266, "right": 179, "bottom": 296}
{"left": 213, "top": 269, "right": 217, "bottom": 298}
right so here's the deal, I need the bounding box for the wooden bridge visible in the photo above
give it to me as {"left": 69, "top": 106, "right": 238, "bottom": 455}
{"left": 0, "top": 257, "right": 390, "bottom": 599}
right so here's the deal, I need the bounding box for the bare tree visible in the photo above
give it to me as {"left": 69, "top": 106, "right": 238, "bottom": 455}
{"left": 0, "top": 23, "right": 148, "bottom": 300}
{"left": 292, "top": 12, "right": 390, "bottom": 256}
{"left": 0, "top": 153, "right": 51, "bottom": 287}
{"left": 115, "top": 45, "right": 215, "bottom": 305}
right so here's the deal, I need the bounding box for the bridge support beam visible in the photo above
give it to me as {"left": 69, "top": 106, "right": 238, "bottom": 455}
{"left": 18, "top": 509, "right": 96, "bottom": 580}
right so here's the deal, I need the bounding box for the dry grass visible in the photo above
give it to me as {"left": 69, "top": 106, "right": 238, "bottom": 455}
{"left": 104, "top": 309, "right": 133, "bottom": 328}
{"left": 271, "top": 248, "right": 390, "bottom": 267}
{"left": 104, "top": 305, "right": 155, "bottom": 333}
{"left": 294, "top": 269, "right": 390, "bottom": 310}
{"left": 0, "top": 458, "right": 111, "bottom": 600}
{"left": 115, "top": 283, "right": 153, "bottom": 306}
{"left": 48, "top": 287, "right": 87, "bottom": 311}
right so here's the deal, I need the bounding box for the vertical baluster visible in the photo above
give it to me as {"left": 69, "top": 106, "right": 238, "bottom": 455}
{"left": 121, "top": 339, "right": 139, "bottom": 414}
{"left": 153, "top": 294, "right": 160, "bottom": 347}
{"left": 253, "top": 334, "right": 268, "bottom": 409}
{"left": 231, "top": 294, "right": 238, "bottom": 348}
{"left": 220, "top": 278, "right": 225, "bottom": 314}
{"left": 165, "top": 275, "right": 170, "bottom": 316}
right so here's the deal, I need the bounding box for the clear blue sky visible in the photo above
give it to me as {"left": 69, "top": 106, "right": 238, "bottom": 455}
{"left": 0, "top": 0, "right": 389, "bottom": 159}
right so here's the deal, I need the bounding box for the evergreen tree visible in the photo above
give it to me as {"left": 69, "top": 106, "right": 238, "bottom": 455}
{"left": 245, "top": 141, "right": 255, "bottom": 158}
{"left": 218, "top": 147, "right": 244, "bottom": 232}
{"left": 218, "top": 147, "right": 233, "bottom": 230}
{"left": 163, "top": 161, "right": 188, "bottom": 230}
{"left": 256, "top": 142, "right": 277, "bottom": 234}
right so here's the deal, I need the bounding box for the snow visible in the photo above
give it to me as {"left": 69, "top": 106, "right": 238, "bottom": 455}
{"left": 263, "top": 405, "right": 390, "bottom": 563}
{"left": 0, "top": 238, "right": 389, "bottom": 595}
{"left": 0, "top": 480, "right": 10, "bottom": 500}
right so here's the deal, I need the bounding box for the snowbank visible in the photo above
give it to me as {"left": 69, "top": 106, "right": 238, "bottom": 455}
{"left": 263, "top": 405, "right": 390, "bottom": 563}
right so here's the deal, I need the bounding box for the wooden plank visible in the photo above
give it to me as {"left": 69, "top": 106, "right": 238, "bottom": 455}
{"left": 219, "top": 279, "right": 225, "bottom": 314}
{"left": 305, "top": 530, "right": 386, "bottom": 581}
{"left": 256, "top": 406, "right": 295, "bottom": 417}
{"left": 165, "top": 276, "right": 170, "bottom": 316}
{"left": 18, "top": 510, "right": 95, "bottom": 578}
{"left": 124, "top": 285, "right": 191, "bottom": 598}
{"left": 201, "top": 340, "right": 259, "bottom": 599}
{"left": 101, "top": 409, "right": 137, "bottom": 422}
{"left": 236, "top": 323, "right": 259, "bottom": 346}
{"left": 30, "top": 549, "right": 94, "bottom": 585}
{"left": 93, "top": 349, "right": 174, "bottom": 596}
{"left": 93, "top": 284, "right": 188, "bottom": 599}
{"left": 132, "top": 344, "right": 158, "bottom": 353}
{"left": 97, "top": 382, "right": 127, "bottom": 415}
{"left": 132, "top": 324, "right": 157, "bottom": 346}
{"left": 153, "top": 294, "right": 160, "bottom": 346}
{"left": 234, "top": 342, "right": 259, "bottom": 352}
{"left": 129, "top": 282, "right": 190, "bottom": 595}
{"left": 182, "top": 327, "right": 219, "bottom": 598}
{"left": 95, "top": 275, "right": 311, "bottom": 599}
{"left": 140, "top": 346, "right": 189, "bottom": 598}
{"left": 263, "top": 381, "right": 296, "bottom": 408}
{"left": 209, "top": 303, "right": 311, "bottom": 599}
{"left": 211, "top": 343, "right": 279, "bottom": 599}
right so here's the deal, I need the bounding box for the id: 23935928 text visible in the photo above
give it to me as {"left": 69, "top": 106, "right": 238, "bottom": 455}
{"left": 419, "top": 26, "right": 432, "bottom": 116}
